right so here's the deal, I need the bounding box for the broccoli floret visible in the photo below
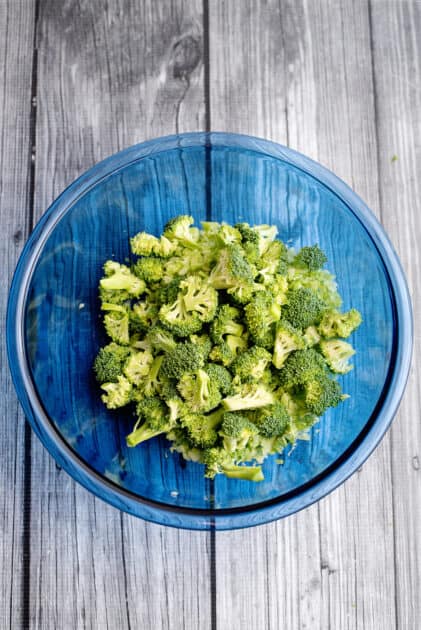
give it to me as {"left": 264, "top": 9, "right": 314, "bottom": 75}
{"left": 232, "top": 346, "right": 272, "bottom": 382}
{"left": 279, "top": 349, "right": 327, "bottom": 387}
{"left": 123, "top": 349, "right": 154, "bottom": 386}
{"left": 132, "top": 257, "right": 164, "bottom": 284}
{"left": 318, "top": 308, "right": 362, "bottom": 339}
{"left": 189, "top": 334, "right": 212, "bottom": 361}
{"left": 272, "top": 320, "right": 305, "bottom": 369}
{"left": 158, "top": 283, "right": 204, "bottom": 336}
{"left": 155, "top": 277, "right": 182, "bottom": 305}
{"left": 163, "top": 215, "right": 199, "bottom": 248}
{"left": 161, "top": 342, "right": 205, "bottom": 379}
{"left": 293, "top": 244, "right": 327, "bottom": 271}
{"left": 101, "top": 375, "right": 132, "bottom": 409}
{"left": 142, "top": 355, "right": 164, "bottom": 396}
{"left": 244, "top": 291, "right": 281, "bottom": 348}
{"left": 102, "top": 303, "right": 130, "bottom": 345}
{"left": 100, "top": 261, "right": 146, "bottom": 298}
{"left": 319, "top": 339, "right": 355, "bottom": 374}
{"left": 222, "top": 384, "right": 275, "bottom": 411}
{"left": 256, "top": 240, "right": 289, "bottom": 283}
{"left": 288, "top": 268, "right": 342, "bottom": 310}
{"left": 145, "top": 325, "right": 177, "bottom": 354}
{"left": 130, "top": 300, "right": 159, "bottom": 333}
{"left": 177, "top": 368, "right": 222, "bottom": 413}
{"left": 179, "top": 275, "right": 218, "bottom": 322}
{"left": 160, "top": 379, "right": 188, "bottom": 421}
{"left": 130, "top": 232, "right": 161, "bottom": 256}
{"left": 217, "top": 224, "right": 242, "bottom": 245}
{"left": 226, "top": 281, "right": 260, "bottom": 305}
{"left": 303, "top": 325, "right": 321, "bottom": 348}
{"left": 126, "top": 396, "right": 173, "bottom": 446}
{"left": 210, "top": 305, "right": 244, "bottom": 343}
{"left": 93, "top": 343, "right": 131, "bottom": 383}
{"left": 180, "top": 408, "right": 224, "bottom": 448}
{"left": 204, "top": 363, "right": 232, "bottom": 395}
{"left": 209, "top": 334, "right": 248, "bottom": 367}
{"left": 202, "top": 447, "right": 264, "bottom": 481}
{"left": 304, "top": 375, "right": 345, "bottom": 415}
{"left": 251, "top": 402, "right": 290, "bottom": 438}
{"left": 220, "top": 412, "right": 259, "bottom": 452}
{"left": 209, "top": 244, "right": 255, "bottom": 289}
{"left": 283, "top": 287, "right": 327, "bottom": 329}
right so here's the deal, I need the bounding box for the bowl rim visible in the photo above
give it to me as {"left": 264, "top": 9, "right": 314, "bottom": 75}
{"left": 7, "top": 131, "right": 413, "bottom": 530}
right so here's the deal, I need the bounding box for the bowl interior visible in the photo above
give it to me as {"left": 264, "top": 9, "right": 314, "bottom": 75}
{"left": 24, "top": 143, "right": 394, "bottom": 511}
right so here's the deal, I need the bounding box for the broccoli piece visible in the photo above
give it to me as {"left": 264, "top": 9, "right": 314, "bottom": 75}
{"left": 219, "top": 412, "right": 258, "bottom": 459}
{"left": 189, "top": 334, "right": 212, "bottom": 361}
{"left": 244, "top": 291, "right": 281, "bottom": 348}
{"left": 293, "top": 244, "right": 327, "bottom": 271}
{"left": 204, "top": 363, "right": 232, "bottom": 395}
{"left": 209, "top": 334, "right": 248, "bottom": 367}
{"left": 226, "top": 281, "right": 260, "bottom": 305}
{"left": 130, "top": 300, "right": 159, "bottom": 333}
{"left": 158, "top": 289, "right": 203, "bottom": 336}
{"left": 232, "top": 346, "right": 272, "bottom": 382}
{"left": 163, "top": 215, "right": 200, "bottom": 248}
{"left": 126, "top": 396, "right": 173, "bottom": 446}
{"left": 177, "top": 368, "right": 222, "bottom": 413}
{"left": 279, "top": 349, "right": 327, "bottom": 387}
{"left": 209, "top": 244, "right": 255, "bottom": 289}
{"left": 130, "top": 232, "right": 161, "bottom": 256}
{"left": 304, "top": 375, "right": 345, "bottom": 416}
{"left": 101, "top": 375, "right": 132, "bottom": 409}
{"left": 145, "top": 325, "right": 177, "bottom": 354}
{"left": 180, "top": 408, "right": 224, "bottom": 448}
{"left": 202, "top": 447, "right": 264, "bottom": 481}
{"left": 161, "top": 342, "right": 205, "bottom": 379}
{"left": 93, "top": 343, "right": 131, "bottom": 383}
{"left": 272, "top": 320, "right": 305, "bottom": 369}
{"left": 132, "top": 257, "right": 164, "bottom": 284}
{"left": 251, "top": 402, "right": 290, "bottom": 438}
{"left": 303, "top": 325, "right": 321, "bottom": 348}
{"left": 210, "top": 305, "right": 244, "bottom": 344}
{"left": 318, "top": 308, "right": 362, "bottom": 339}
{"left": 100, "top": 261, "right": 146, "bottom": 298}
{"left": 256, "top": 240, "right": 289, "bottom": 284}
{"left": 288, "top": 268, "right": 342, "bottom": 310}
{"left": 102, "top": 303, "right": 130, "bottom": 345}
{"left": 283, "top": 287, "right": 327, "bottom": 329}
{"left": 155, "top": 277, "right": 182, "bottom": 305}
{"left": 217, "top": 224, "right": 242, "bottom": 245}
{"left": 142, "top": 355, "right": 164, "bottom": 396}
{"left": 222, "top": 384, "right": 275, "bottom": 411}
{"left": 123, "top": 349, "right": 154, "bottom": 386}
{"left": 179, "top": 275, "right": 218, "bottom": 322}
{"left": 319, "top": 339, "right": 355, "bottom": 374}
{"left": 160, "top": 379, "right": 188, "bottom": 421}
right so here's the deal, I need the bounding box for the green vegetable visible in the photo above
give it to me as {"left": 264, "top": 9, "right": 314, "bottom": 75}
{"left": 94, "top": 215, "right": 361, "bottom": 481}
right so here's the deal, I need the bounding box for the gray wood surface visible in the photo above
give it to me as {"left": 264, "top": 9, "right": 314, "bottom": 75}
{"left": 1, "top": 0, "right": 420, "bottom": 629}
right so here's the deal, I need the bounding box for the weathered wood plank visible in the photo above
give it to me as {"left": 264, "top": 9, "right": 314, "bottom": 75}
{"left": 0, "top": 1, "right": 36, "bottom": 628}
{"left": 30, "top": 1, "right": 210, "bottom": 629}
{"left": 370, "top": 2, "right": 421, "bottom": 628}
{"left": 210, "top": 1, "right": 396, "bottom": 628}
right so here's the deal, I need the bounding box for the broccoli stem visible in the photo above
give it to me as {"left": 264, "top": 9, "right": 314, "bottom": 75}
{"left": 126, "top": 424, "right": 167, "bottom": 447}
{"left": 222, "top": 464, "right": 264, "bottom": 482}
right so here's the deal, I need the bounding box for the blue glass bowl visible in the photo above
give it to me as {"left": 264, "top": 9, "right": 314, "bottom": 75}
{"left": 7, "top": 133, "right": 412, "bottom": 530}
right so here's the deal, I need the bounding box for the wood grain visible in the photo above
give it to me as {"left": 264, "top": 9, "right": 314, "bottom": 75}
{"left": 29, "top": 1, "right": 211, "bottom": 629}
{"left": 370, "top": 2, "right": 421, "bottom": 627}
{"left": 209, "top": 1, "right": 398, "bottom": 628}
{"left": 0, "top": 1, "right": 37, "bottom": 628}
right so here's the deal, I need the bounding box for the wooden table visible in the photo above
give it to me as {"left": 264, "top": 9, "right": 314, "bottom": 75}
{"left": 1, "top": 1, "right": 420, "bottom": 628}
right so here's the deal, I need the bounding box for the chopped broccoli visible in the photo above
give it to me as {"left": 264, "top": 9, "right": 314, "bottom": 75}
{"left": 95, "top": 215, "right": 359, "bottom": 482}
{"left": 161, "top": 342, "right": 205, "bottom": 379}
{"left": 222, "top": 384, "right": 275, "bottom": 411}
{"left": 283, "top": 287, "right": 327, "bottom": 329}
{"left": 93, "top": 343, "right": 131, "bottom": 383}
{"left": 177, "top": 368, "right": 222, "bottom": 413}
{"left": 273, "top": 319, "right": 305, "bottom": 369}
{"left": 101, "top": 375, "right": 132, "bottom": 409}
{"left": 319, "top": 339, "right": 355, "bottom": 374}
{"left": 232, "top": 346, "right": 272, "bottom": 382}
{"left": 293, "top": 244, "right": 327, "bottom": 271}
{"left": 318, "top": 308, "right": 362, "bottom": 339}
